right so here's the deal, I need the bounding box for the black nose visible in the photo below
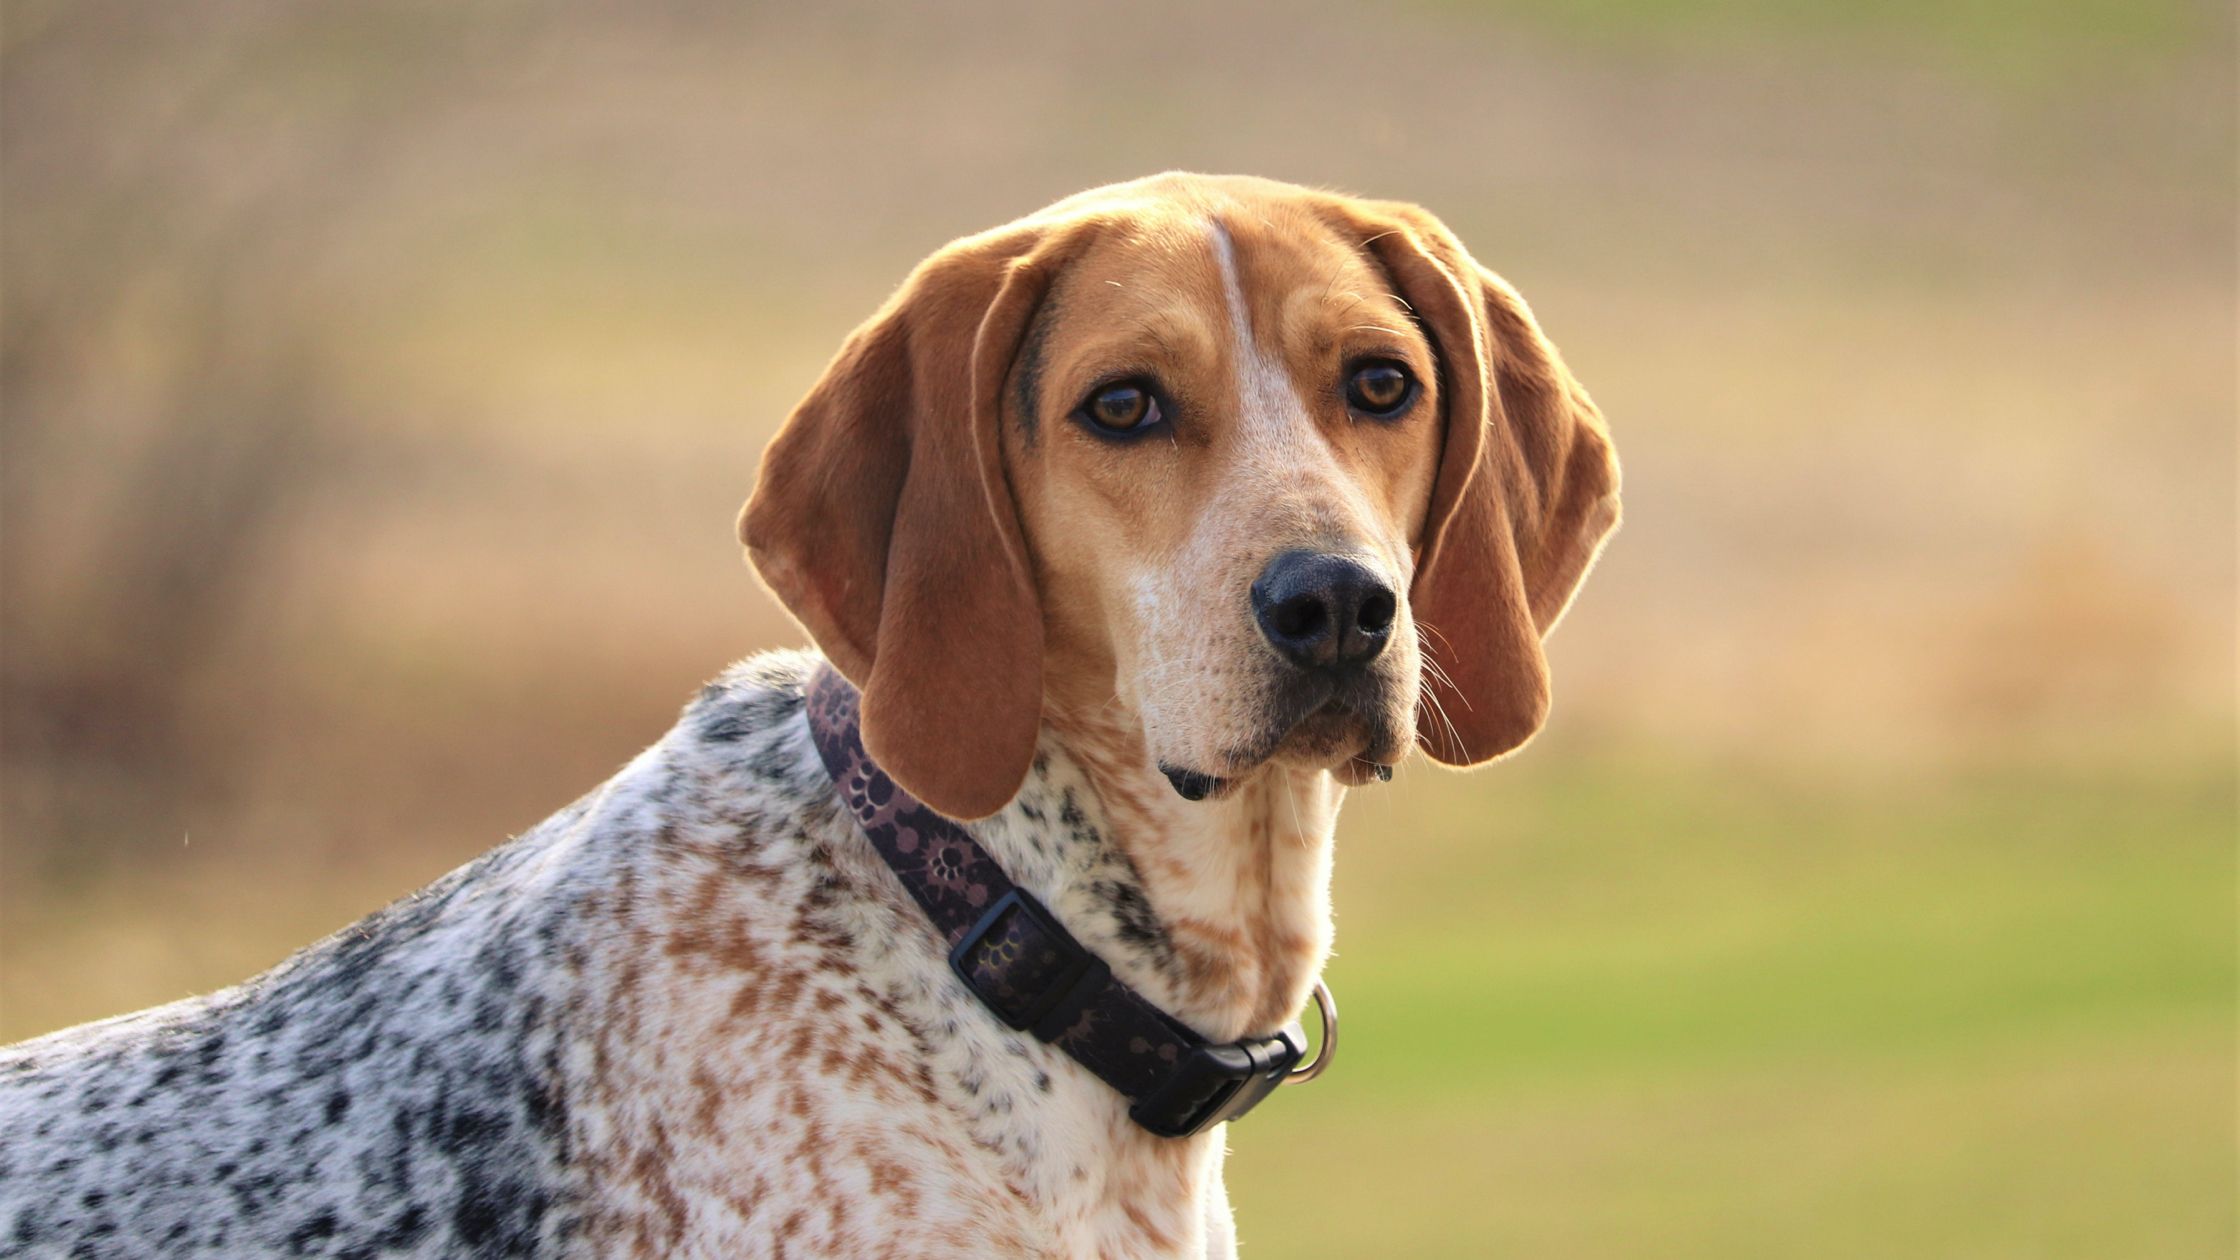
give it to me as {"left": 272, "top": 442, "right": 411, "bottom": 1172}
{"left": 1251, "top": 550, "right": 1397, "bottom": 672}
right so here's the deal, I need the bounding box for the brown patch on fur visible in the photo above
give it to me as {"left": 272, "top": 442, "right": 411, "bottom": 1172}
{"left": 726, "top": 980, "right": 763, "bottom": 1023}
{"left": 691, "top": 1063, "right": 724, "bottom": 1135}
{"left": 1121, "top": 1198, "right": 1182, "bottom": 1253}
{"left": 627, "top": 1118, "right": 691, "bottom": 1252}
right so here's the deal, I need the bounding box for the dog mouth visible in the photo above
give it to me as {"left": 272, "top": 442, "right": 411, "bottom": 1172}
{"left": 1157, "top": 675, "right": 1404, "bottom": 801}
{"left": 1157, "top": 764, "right": 1232, "bottom": 801}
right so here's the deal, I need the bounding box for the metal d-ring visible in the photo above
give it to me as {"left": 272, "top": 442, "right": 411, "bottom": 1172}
{"left": 1285, "top": 980, "right": 1338, "bottom": 1085}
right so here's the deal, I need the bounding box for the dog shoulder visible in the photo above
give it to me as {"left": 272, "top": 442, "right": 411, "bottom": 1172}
{"left": 0, "top": 649, "right": 841, "bottom": 1256}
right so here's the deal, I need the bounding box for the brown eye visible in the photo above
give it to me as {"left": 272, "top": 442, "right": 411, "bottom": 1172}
{"left": 1082, "top": 382, "right": 1160, "bottom": 434}
{"left": 1346, "top": 362, "right": 1415, "bottom": 416}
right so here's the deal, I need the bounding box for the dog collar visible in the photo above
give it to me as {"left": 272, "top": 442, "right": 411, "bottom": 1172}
{"left": 804, "top": 664, "right": 1332, "bottom": 1138}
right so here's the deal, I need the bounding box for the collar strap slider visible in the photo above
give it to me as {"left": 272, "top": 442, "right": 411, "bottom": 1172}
{"left": 950, "top": 888, "right": 1112, "bottom": 1042}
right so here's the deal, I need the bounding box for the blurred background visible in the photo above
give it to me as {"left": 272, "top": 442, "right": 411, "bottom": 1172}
{"left": 2, "top": 1, "right": 2232, "bottom": 1254}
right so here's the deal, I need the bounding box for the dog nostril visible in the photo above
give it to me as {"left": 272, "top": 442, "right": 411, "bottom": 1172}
{"left": 1357, "top": 590, "right": 1395, "bottom": 635}
{"left": 1272, "top": 596, "right": 1328, "bottom": 642}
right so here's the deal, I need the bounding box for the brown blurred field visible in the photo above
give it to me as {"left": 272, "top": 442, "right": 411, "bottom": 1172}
{"left": 2, "top": 2, "right": 2233, "bottom": 1256}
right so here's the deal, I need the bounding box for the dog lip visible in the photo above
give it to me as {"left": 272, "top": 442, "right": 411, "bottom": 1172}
{"left": 1157, "top": 764, "right": 1226, "bottom": 801}
{"left": 1164, "top": 675, "right": 1400, "bottom": 796}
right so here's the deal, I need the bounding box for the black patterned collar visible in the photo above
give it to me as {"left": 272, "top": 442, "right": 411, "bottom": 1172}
{"left": 803, "top": 663, "right": 1320, "bottom": 1138}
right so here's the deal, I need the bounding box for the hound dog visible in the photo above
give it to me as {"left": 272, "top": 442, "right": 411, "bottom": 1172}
{"left": 0, "top": 173, "right": 1619, "bottom": 1258}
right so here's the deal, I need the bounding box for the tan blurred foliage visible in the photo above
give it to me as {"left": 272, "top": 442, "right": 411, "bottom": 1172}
{"left": 1, "top": 0, "right": 2231, "bottom": 1018}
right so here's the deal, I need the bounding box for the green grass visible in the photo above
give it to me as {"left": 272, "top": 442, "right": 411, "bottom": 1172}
{"left": 1227, "top": 758, "right": 2235, "bottom": 1257}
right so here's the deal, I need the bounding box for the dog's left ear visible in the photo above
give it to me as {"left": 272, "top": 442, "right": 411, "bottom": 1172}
{"left": 1325, "top": 199, "right": 1622, "bottom": 765}
{"left": 741, "top": 224, "right": 1069, "bottom": 819}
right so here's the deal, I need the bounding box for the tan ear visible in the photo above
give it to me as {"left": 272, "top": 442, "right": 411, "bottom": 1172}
{"left": 1472, "top": 265, "right": 1622, "bottom": 636}
{"left": 741, "top": 227, "right": 1066, "bottom": 819}
{"left": 1334, "top": 201, "right": 1621, "bottom": 765}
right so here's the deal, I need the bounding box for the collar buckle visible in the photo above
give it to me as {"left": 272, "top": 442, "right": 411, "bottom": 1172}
{"left": 1129, "top": 1025, "right": 1305, "bottom": 1138}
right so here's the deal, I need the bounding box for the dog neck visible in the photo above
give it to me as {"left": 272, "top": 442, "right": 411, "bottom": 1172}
{"left": 1010, "top": 682, "right": 1343, "bottom": 1046}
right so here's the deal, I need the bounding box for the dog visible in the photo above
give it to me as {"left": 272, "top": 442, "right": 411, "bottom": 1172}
{"left": 0, "top": 172, "right": 1619, "bottom": 1258}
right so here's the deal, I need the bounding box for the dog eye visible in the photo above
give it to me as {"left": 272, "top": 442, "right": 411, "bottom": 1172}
{"left": 1080, "top": 382, "right": 1161, "bottom": 434}
{"left": 1346, "top": 362, "right": 1415, "bottom": 417}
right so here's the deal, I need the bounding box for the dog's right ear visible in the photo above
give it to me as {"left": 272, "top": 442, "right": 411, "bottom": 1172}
{"left": 741, "top": 226, "right": 1070, "bottom": 820}
{"left": 1319, "top": 196, "right": 1621, "bottom": 767}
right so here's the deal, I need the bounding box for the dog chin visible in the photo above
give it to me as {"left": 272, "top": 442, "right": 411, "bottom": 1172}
{"left": 1157, "top": 692, "right": 1407, "bottom": 801}
{"left": 1268, "top": 705, "right": 1406, "bottom": 779}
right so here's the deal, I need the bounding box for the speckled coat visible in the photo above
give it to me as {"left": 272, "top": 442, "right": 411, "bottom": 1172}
{"left": 0, "top": 652, "right": 1278, "bottom": 1258}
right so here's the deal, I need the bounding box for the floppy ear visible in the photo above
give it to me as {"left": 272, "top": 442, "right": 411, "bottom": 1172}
{"left": 1340, "top": 202, "right": 1621, "bottom": 765}
{"left": 740, "top": 227, "right": 1064, "bottom": 819}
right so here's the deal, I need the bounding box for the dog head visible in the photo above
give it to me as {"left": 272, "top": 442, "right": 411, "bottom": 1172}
{"left": 743, "top": 174, "right": 1618, "bottom": 819}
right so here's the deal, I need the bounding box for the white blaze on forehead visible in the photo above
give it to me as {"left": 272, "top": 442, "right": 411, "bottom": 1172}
{"left": 1204, "top": 219, "right": 1386, "bottom": 539}
{"left": 1208, "top": 220, "right": 1321, "bottom": 467}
